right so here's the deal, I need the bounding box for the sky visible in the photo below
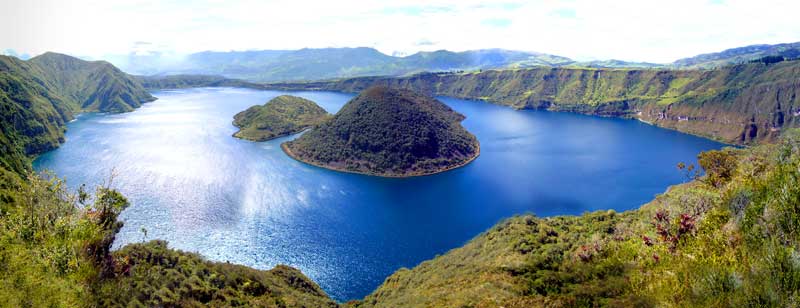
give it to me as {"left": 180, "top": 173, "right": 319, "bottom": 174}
{"left": 1, "top": 0, "right": 799, "bottom": 63}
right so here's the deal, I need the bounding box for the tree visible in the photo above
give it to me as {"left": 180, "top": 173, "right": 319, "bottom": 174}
{"left": 697, "top": 149, "right": 737, "bottom": 188}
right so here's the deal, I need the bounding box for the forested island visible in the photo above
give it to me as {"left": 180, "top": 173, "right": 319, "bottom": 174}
{"left": 232, "top": 95, "right": 330, "bottom": 141}
{"left": 282, "top": 86, "right": 479, "bottom": 177}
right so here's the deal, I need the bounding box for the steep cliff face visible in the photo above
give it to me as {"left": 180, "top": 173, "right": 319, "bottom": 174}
{"left": 267, "top": 61, "right": 800, "bottom": 145}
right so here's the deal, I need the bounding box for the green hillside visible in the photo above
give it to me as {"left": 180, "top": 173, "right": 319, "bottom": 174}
{"left": 351, "top": 130, "right": 800, "bottom": 307}
{"left": 266, "top": 59, "right": 800, "bottom": 145}
{"left": 0, "top": 53, "right": 154, "bottom": 175}
{"left": 29, "top": 52, "right": 154, "bottom": 112}
{"left": 233, "top": 95, "right": 331, "bottom": 141}
{"left": 283, "top": 86, "right": 479, "bottom": 177}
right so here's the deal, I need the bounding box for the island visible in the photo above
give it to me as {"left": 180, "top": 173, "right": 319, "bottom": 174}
{"left": 232, "top": 95, "right": 331, "bottom": 141}
{"left": 281, "top": 85, "right": 480, "bottom": 177}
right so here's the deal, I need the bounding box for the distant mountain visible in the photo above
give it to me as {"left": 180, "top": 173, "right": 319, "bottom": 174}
{"left": 574, "top": 59, "right": 663, "bottom": 69}
{"left": 232, "top": 95, "right": 331, "bottom": 142}
{"left": 0, "top": 53, "right": 153, "bottom": 174}
{"left": 111, "top": 47, "right": 573, "bottom": 82}
{"left": 672, "top": 42, "right": 800, "bottom": 68}
{"left": 283, "top": 86, "right": 479, "bottom": 177}
{"left": 135, "top": 74, "right": 263, "bottom": 90}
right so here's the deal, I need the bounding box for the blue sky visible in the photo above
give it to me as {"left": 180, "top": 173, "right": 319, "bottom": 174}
{"left": 1, "top": 0, "right": 798, "bottom": 63}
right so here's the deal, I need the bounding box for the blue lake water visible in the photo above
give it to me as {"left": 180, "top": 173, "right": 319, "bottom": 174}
{"left": 33, "top": 87, "right": 725, "bottom": 301}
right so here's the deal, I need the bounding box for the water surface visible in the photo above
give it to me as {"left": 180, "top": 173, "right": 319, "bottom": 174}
{"left": 34, "top": 88, "right": 725, "bottom": 301}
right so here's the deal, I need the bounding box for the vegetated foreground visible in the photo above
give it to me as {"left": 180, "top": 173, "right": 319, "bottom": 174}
{"left": 232, "top": 95, "right": 331, "bottom": 142}
{"left": 3, "top": 128, "right": 798, "bottom": 307}
{"left": 283, "top": 86, "right": 479, "bottom": 177}
{"left": 351, "top": 130, "right": 800, "bottom": 308}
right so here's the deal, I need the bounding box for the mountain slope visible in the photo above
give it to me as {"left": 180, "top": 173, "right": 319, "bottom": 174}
{"left": 283, "top": 86, "right": 479, "bottom": 177}
{"left": 0, "top": 55, "right": 73, "bottom": 173}
{"left": 0, "top": 53, "right": 154, "bottom": 176}
{"left": 353, "top": 130, "right": 800, "bottom": 307}
{"left": 266, "top": 60, "right": 800, "bottom": 145}
{"left": 29, "top": 52, "right": 155, "bottom": 112}
{"left": 672, "top": 41, "right": 800, "bottom": 68}
{"left": 233, "top": 95, "right": 331, "bottom": 141}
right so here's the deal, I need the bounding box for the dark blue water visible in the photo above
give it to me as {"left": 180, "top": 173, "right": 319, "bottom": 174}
{"left": 33, "top": 88, "right": 725, "bottom": 301}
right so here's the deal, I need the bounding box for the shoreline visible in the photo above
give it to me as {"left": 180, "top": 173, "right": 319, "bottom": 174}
{"left": 232, "top": 126, "right": 312, "bottom": 142}
{"left": 280, "top": 140, "right": 481, "bottom": 178}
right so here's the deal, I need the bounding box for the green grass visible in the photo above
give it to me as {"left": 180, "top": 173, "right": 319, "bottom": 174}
{"left": 351, "top": 129, "right": 800, "bottom": 307}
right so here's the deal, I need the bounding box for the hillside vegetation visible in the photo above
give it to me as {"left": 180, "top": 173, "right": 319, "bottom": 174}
{"left": 283, "top": 86, "right": 479, "bottom": 177}
{"left": 351, "top": 129, "right": 800, "bottom": 307}
{"left": 0, "top": 54, "right": 336, "bottom": 307}
{"left": 267, "top": 59, "right": 800, "bottom": 145}
{"left": 233, "top": 95, "right": 330, "bottom": 141}
{"left": 0, "top": 53, "right": 154, "bottom": 175}
{"left": 0, "top": 168, "right": 338, "bottom": 307}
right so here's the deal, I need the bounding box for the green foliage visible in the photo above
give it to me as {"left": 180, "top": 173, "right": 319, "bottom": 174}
{"left": 0, "top": 168, "right": 338, "bottom": 307}
{"left": 284, "top": 86, "right": 479, "bottom": 177}
{"left": 233, "top": 95, "right": 331, "bottom": 142}
{"left": 0, "top": 53, "right": 154, "bottom": 177}
{"left": 698, "top": 149, "right": 738, "bottom": 187}
{"left": 0, "top": 170, "right": 126, "bottom": 307}
{"left": 353, "top": 129, "right": 800, "bottom": 307}
{"left": 96, "top": 240, "right": 338, "bottom": 307}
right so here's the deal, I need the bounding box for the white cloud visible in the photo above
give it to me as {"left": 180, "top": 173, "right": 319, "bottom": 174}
{"left": 0, "top": 0, "right": 798, "bottom": 63}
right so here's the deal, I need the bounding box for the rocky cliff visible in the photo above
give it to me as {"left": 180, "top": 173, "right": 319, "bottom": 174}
{"left": 267, "top": 60, "right": 800, "bottom": 145}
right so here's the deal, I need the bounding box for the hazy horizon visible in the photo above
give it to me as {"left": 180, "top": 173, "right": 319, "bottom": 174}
{"left": 2, "top": 0, "right": 799, "bottom": 64}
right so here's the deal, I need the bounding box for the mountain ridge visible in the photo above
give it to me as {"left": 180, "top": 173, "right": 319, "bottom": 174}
{"left": 0, "top": 53, "right": 154, "bottom": 175}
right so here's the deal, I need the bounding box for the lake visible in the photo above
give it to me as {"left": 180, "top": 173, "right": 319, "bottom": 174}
{"left": 33, "top": 87, "right": 725, "bottom": 301}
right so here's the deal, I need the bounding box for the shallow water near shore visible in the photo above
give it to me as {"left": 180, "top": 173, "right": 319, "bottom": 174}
{"left": 34, "top": 87, "right": 725, "bottom": 301}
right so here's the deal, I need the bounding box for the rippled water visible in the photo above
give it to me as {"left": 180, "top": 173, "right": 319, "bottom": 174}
{"left": 34, "top": 87, "right": 725, "bottom": 301}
